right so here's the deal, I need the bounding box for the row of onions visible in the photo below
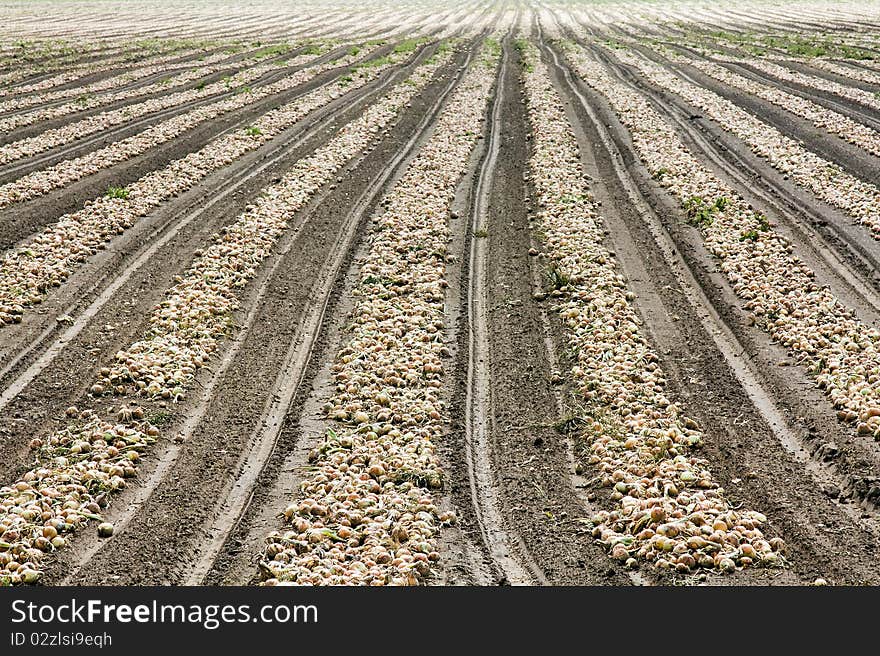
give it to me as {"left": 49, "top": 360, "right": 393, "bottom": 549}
{"left": 0, "top": 40, "right": 415, "bottom": 326}
{"left": 521, "top": 39, "right": 781, "bottom": 574}
{"left": 0, "top": 40, "right": 124, "bottom": 79}
{"left": 566, "top": 42, "right": 880, "bottom": 471}
{"left": 0, "top": 46, "right": 324, "bottom": 166}
{"left": 642, "top": 43, "right": 880, "bottom": 159}
{"left": 674, "top": 31, "right": 880, "bottom": 96}
{"left": 0, "top": 45, "right": 274, "bottom": 133}
{"left": 0, "top": 41, "right": 377, "bottom": 211}
{"left": 0, "top": 40, "right": 216, "bottom": 94}
{"left": 605, "top": 46, "right": 880, "bottom": 241}
{"left": 805, "top": 58, "right": 880, "bottom": 88}
{"left": 0, "top": 39, "right": 455, "bottom": 586}
{"left": 100, "top": 38, "right": 446, "bottom": 400}
{"left": 257, "top": 39, "right": 500, "bottom": 586}
{"left": 739, "top": 56, "right": 880, "bottom": 113}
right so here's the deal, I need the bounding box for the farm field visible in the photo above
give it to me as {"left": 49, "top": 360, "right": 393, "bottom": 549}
{"left": 2, "top": 0, "right": 880, "bottom": 587}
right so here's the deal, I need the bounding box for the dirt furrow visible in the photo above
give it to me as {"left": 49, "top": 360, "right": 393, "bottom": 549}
{"left": 461, "top": 41, "right": 546, "bottom": 586}
{"left": 622, "top": 58, "right": 880, "bottom": 300}
{"left": 451, "top": 37, "right": 633, "bottom": 586}
{"left": 0, "top": 46, "right": 432, "bottom": 385}
{"left": 0, "top": 45, "right": 218, "bottom": 96}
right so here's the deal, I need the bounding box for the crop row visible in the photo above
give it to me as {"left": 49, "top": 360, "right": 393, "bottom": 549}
{"left": 0, "top": 41, "right": 454, "bottom": 586}
{"left": 0, "top": 42, "right": 373, "bottom": 211}
{"left": 648, "top": 46, "right": 880, "bottom": 159}
{"left": 725, "top": 55, "right": 880, "bottom": 113}
{"left": 100, "top": 41, "right": 444, "bottom": 400}
{"left": 807, "top": 59, "right": 880, "bottom": 87}
{"left": 0, "top": 41, "right": 407, "bottom": 326}
{"left": 565, "top": 43, "right": 880, "bottom": 466}
{"left": 609, "top": 47, "right": 880, "bottom": 240}
{"left": 0, "top": 37, "right": 117, "bottom": 67}
{"left": 0, "top": 44, "right": 131, "bottom": 89}
{"left": 521, "top": 40, "right": 779, "bottom": 574}
{"left": 258, "top": 40, "right": 500, "bottom": 586}
{"left": 0, "top": 49, "right": 322, "bottom": 166}
{"left": 0, "top": 41, "right": 216, "bottom": 95}
{"left": 0, "top": 48, "right": 256, "bottom": 132}
{"left": 677, "top": 28, "right": 879, "bottom": 63}
{"left": 0, "top": 46, "right": 241, "bottom": 112}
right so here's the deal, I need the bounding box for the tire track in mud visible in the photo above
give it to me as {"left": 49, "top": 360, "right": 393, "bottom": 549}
{"left": 588, "top": 43, "right": 880, "bottom": 331}
{"left": 0, "top": 43, "right": 447, "bottom": 484}
{"left": 781, "top": 58, "right": 880, "bottom": 95}
{"left": 661, "top": 41, "right": 880, "bottom": 128}
{"left": 0, "top": 47, "right": 203, "bottom": 98}
{"left": 443, "top": 36, "right": 634, "bottom": 586}
{"left": 0, "top": 48, "right": 425, "bottom": 375}
{"left": 192, "top": 28, "right": 511, "bottom": 587}
{"left": 463, "top": 41, "right": 547, "bottom": 586}
{"left": 195, "top": 35, "right": 533, "bottom": 589}
{"left": 47, "top": 44, "right": 476, "bottom": 586}
{"left": 608, "top": 25, "right": 880, "bottom": 129}
{"left": 587, "top": 51, "right": 880, "bottom": 519}
{"left": 550, "top": 38, "right": 880, "bottom": 584}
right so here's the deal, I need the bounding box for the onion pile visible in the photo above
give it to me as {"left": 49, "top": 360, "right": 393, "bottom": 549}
{"left": 569, "top": 43, "right": 880, "bottom": 481}
{"left": 522, "top": 41, "right": 780, "bottom": 574}
{"left": 258, "top": 40, "right": 500, "bottom": 587}
{"left": 0, "top": 41, "right": 402, "bottom": 324}
{"left": 0, "top": 43, "right": 454, "bottom": 585}
{"left": 610, "top": 48, "right": 880, "bottom": 240}
{"left": 0, "top": 411, "right": 155, "bottom": 585}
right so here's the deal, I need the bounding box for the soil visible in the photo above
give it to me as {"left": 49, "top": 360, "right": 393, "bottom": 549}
{"left": 3, "top": 14, "right": 880, "bottom": 587}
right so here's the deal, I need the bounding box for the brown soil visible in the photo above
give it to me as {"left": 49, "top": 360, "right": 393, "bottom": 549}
{"left": 3, "top": 15, "right": 880, "bottom": 587}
